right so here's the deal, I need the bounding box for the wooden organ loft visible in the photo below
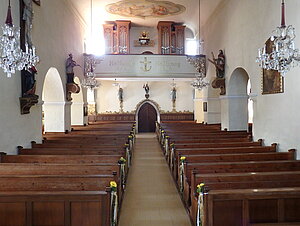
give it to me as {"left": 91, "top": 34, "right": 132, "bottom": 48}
{"left": 103, "top": 20, "right": 131, "bottom": 54}
{"left": 103, "top": 20, "right": 185, "bottom": 55}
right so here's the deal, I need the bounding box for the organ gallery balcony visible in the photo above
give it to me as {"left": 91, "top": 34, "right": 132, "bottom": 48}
{"left": 84, "top": 54, "right": 205, "bottom": 79}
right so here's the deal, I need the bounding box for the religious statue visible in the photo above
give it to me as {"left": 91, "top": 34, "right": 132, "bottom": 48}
{"left": 66, "top": 53, "right": 80, "bottom": 84}
{"left": 208, "top": 50, "right": 225, "bottom": 78}
{"left": 22, "top": 0, "right": 33, "bottom": 47}
{"left": 171, "top": 86, "right": 176, "bottom": 103}
{"left": 66, "top": 54, "right": 81, "bottom": 101}
{"left": 23, "top": 66, "right": 38, "bottom": 98}
{"left": 118, "top": 87, "right": 123, "bottom": 103}
{"left": 143, "top": 83, "right": 150, "bottom": 99}
{"left": 208, "top": 50, "right": 226, "bottom": 95}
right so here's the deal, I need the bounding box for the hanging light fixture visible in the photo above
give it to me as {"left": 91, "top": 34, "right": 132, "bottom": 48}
{"left": 82, "top": 0, "right": 99, "bottom": 90}
{"left": 191, "top": 75, "right": 209, "bottom": 90}
{"left": 188, "top": 0, "right": 208, "bottom": 90}
{"left": 82, "top": 63, "right": 99, "bottom": 90}
{"left": 256, "top": 0, "right": 300, "bottom": 76}
{"left": 0, "top": 0, "right": 39, "bottom": 77}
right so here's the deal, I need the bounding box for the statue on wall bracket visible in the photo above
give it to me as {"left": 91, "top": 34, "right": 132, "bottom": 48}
{"left": 208, "top": 50, "right": 226, "bottom": 95}
{"left": 66, "top": 53, "right": 81, "bottom": 101}
{"left": 171, "top": 86, "right": 176, "bottom": 112}
{"left": 143, "top": 83, "right": 150, "bottom": 99}
{"left": 118, "top": 86, "right": 124, "bottom": 112}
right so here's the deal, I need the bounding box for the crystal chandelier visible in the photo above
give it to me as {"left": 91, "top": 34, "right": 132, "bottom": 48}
{"left": 256, "top": 0, "right": 300, "bottom": 76}
{"left": 0, "top": 0, "right": 39, "bottom": 77}
{"left": 82, "top": 64, "right": 99, "bottom": 90}
{"left": 191, "top": 75, "right": 209, "bottom": 90}
{"left": 186, "top": 55, "right": 206, "bottom": 77}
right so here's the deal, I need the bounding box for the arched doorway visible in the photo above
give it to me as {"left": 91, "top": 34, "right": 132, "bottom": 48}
{"left": 138, "top": 103, "right": 158, "bottom": 132}
{"left": 71, "top": 77, "right": 86, "bottom": 126}
{"left": 226, "top": 67, "right": 250, "bottom": 131}
{"left": 42, "top": 67, "right": 66, "bottom": 132}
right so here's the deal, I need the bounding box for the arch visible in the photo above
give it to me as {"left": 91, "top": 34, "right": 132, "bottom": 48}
{"left": 71, "top": 77, "right": 86, "bottom": 125}
{"left": 42, "top": 67, "right": 65, "bottom": 102}
{"left": 135, "top": 99, "right": 161, "bottom": 133}
{"left": 42, "top": 67, "right": 67, "bottom": 132}
{"left": 225, "top": 67, "right": 250, "bottom": 131}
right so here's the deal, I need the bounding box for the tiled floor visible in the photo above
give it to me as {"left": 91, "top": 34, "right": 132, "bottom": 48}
{"left": 118, "top": 133, "right": 192, "bottom": 226}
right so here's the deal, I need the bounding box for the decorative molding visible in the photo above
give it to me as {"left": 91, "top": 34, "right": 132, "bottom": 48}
{"left": 134, "top": 40, "right": 155, "bottom": 47}
{"left": 89, "top": 113, "right": 135, "bottom": 122}
{"left": 135, "top": 99, "right": 161, "bottom": 113}
{"left": 19, "top": 96, "right": 39, "bottom": 115}
{"left": 219, "top": 95, "right": 249, "bottom": 100}
{"left": 160, "top": 112, "right": 194, "bottom": 121}
{"left": 43, "top": 101, "right": 72, "bottom": 106}
{"left": 65, "top": 0, "right": 87, "bottom": 28}
{"left": 194, "top": 97, "right": 220, "bottom": 101}
{"left": 72, "top": 102, "right": 85, "bottom": 106}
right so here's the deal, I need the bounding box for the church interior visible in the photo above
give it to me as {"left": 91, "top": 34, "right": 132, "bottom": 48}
{"left": 0, "top": 0, "right": 300, "bottom": 225}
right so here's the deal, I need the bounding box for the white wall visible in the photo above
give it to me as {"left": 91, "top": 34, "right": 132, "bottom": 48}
{"left": 97, "top": 80, "right": 194, "bottom": 113}
{"left": 0, "top": 0, "right": 85, "bottom": 153}
{"left": 202, "top": 0, "right": 300, "bottom": 157}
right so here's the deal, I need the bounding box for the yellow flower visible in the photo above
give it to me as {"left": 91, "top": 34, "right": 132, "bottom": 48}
{"left": 120, "top": 157, "right": 126, "bottom": 162}
{"left": 180, "top": 156, "right": 186, "bottom": 161}
{"left": 110, "top": 181, "right": 117, "bottom": 188}
{"left": 197, "top": 183, "right": 205, "bottom": 189}
{"left": 197, "top": 183, "right": 205, "bottom": 193}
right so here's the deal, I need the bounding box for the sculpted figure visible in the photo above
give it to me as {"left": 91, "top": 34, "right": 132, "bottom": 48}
{"left": 66, "top": 54, "right": 80, "bottom": 83}
{"left": 208, "top": 50, "right": 225, "bottom": 78}
{"left": 171, "top": 87, "right": 176, "bottom": 102}
{"left": 23, "top": 0, "right": 33, "bottom": 46}
{"left": 143, "top": 83, "right": 149, "bottom": 94}
{"left": 118, "top": 87, "right": 123, "bottom": 102}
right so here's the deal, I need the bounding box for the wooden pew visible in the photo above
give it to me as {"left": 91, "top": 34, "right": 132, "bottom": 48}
{"left": 0, "top": 154, "right": 121, "bottom": 164}
{"left": 0, "top": 190, "right": 112, "bottom": 226}
{"left": 172, "top": 144, "right": 278, "bottom": 179}
{"left": 0, "top": 174, "right": 117, "bottom": 226}
{"left": 179, "top": 150, "right": 295, "bottom": 206}
{"left": 193, "top": 187, "right": 300, "bottom": 226}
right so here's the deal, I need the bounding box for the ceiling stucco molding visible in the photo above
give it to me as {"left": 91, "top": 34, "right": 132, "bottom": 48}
{"left": 65, "top": 0, "right": 87, "bottom": 28}
{"left": 106, "top": 0, "right": 186, "bottom": 19}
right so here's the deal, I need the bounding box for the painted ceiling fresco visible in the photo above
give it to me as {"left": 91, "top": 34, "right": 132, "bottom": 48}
{"left": 106, "top": 0, "right": 186, "bottom": 19}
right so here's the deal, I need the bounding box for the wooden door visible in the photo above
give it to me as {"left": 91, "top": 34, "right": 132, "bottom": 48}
{"left": 138, "top": 103, "right": 157, "bottom": 132}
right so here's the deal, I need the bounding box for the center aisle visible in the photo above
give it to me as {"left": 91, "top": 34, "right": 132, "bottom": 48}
{"left": 119, "top": 133, "right": 192, "bottom": 226}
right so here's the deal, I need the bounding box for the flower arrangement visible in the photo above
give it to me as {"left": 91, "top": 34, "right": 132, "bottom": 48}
{"left": 197, "top": 183, "right": 205, "bottom": 193}
{"left": 110, "top": 181, "right": 117, "bottom": 191}
{"left": 180, "top": 156, "right": 186, "bottom": 163}
{"left": 118, "top": 157, "right": 126, "bottom": 164}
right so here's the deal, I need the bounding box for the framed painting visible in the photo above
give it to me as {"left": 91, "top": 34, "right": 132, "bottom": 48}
{"left": 33, "top": 0, "right": 40, "bottom": 6}
{"left": 262, "top": 69, "right": 284, "bottom": 94}
{"left": 261, "top": 38, "right": 284, "bottom": 94}
{"left": 203, "top": 102, "right": 207, "bottom": 112}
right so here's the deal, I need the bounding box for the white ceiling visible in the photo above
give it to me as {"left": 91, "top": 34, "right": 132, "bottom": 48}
{"left": 68, "top": 0, "right": 223, "bottom": 38}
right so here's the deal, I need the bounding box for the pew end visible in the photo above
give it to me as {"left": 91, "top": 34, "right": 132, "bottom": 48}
{"left": 17, "top": 146, "right": 23, "bottom": 155}
{"left": 289, "top": 149, "right": 297, "bottom": 160}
